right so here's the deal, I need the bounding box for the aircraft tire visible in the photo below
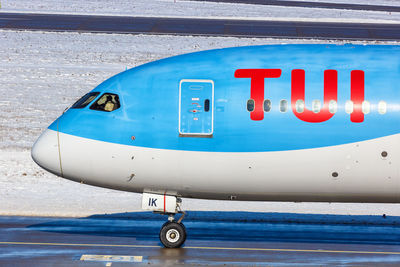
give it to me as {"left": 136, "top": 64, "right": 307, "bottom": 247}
{"left": 159, "top": 221, "right": 186, "bottom": 248}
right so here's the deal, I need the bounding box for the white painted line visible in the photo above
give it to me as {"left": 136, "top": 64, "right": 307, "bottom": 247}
{"left": 80, "top": 255, "right": 143, "bottom": 263}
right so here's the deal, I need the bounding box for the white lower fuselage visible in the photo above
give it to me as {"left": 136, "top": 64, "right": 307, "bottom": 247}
{"left": 33, "top": 129, "right": 400, "bottom": 203}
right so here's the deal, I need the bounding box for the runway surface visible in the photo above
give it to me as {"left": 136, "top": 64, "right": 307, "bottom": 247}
{"left": 1, "top": 12, "right": 400, "bottom": 41}
{"left": 1, "top": 211, "right": 400, "bottom": 266}
{"left": 187, "top": 0, "right": 400, "bottom": 13}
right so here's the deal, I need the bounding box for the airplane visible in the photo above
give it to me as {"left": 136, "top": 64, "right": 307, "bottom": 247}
{"left": 31, "top": 44, "right": 400, "bottom": 248}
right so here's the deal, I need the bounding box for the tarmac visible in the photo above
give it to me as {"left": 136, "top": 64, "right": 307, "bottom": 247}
{"left": 1, "top": 211, "right": 400, "bottom": 266}
{"left": 0, "top": 12, "right": 399, "bottom": 41}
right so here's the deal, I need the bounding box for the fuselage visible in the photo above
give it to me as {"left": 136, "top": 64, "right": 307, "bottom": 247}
{"left": 32, "top": 44, "right": 400, "bottom": 202}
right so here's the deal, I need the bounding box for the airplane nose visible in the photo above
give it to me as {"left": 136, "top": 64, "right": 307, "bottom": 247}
{"left": 31, "top": 128, "right": 63, "bottom": 177}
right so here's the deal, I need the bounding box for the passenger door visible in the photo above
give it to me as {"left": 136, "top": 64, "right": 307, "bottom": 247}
{"left": 179, "top": 79, "right": 214, "bottom": 137}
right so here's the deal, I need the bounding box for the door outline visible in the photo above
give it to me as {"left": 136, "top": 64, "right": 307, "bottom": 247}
{"left": 179, "top": 79, "right": 214, "bottom": 137}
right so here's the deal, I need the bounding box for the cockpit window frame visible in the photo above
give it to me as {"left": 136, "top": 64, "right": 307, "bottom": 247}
{"left": 71, "top": 92, "right": 100, "bottom": 109}
{"left": 89, "top": 93, "right": 121, "bottom": 112}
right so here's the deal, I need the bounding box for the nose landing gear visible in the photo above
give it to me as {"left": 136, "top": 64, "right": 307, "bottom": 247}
{"left": 160, "top": 221, "right": 186, "bottom": 248}
{"left": 159, "top": 203, "right": 186, "bottom": 248}
{"left": 141, "top": 193, "right": 187, "bottom": 248}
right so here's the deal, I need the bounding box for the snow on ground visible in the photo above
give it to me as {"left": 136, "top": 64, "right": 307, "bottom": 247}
{"left": 2, "top": 0, "right": 400, "bottom": 24}
{"left": 0, "top": 28, "right": 399, "bottom": 217}
{"left": 1, "top": 0, "right": 400, "bottom": 217}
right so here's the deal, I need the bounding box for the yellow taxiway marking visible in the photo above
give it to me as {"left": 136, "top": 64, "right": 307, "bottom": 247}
{"left": 1, "top": 241, "right": 400, "bottom": 255}
{"left": 0, "top": 241, "right": 158, "bottom": 249}
{"left": 186, "top": 246, "right": 400, "bottom": 255}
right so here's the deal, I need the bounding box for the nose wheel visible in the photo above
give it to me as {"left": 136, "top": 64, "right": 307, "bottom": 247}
{"left": 159, "top": 221, "right": 186, "bottom": 248}
{"left": 142, "top": 193, "right": 187, "bottom": 248}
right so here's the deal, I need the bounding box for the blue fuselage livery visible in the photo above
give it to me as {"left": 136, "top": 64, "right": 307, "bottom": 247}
{"left": 50, "top": 44, "right": 399, "bottom": 152}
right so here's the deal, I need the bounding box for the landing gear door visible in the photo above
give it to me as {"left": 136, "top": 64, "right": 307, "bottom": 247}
{"left": 179, "top": 79, "right": 214, "bottom": 137}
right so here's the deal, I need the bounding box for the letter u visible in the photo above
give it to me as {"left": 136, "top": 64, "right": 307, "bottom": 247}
{"left": 291, "top": 69, "right": 338, "bottom": 123}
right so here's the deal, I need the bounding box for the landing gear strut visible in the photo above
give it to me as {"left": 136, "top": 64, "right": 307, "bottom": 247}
{"left": 159, "top": 200, "right": 186, "bottom": 248}
{"left": 142, "top": 193, "right": 187, "bottom": 248}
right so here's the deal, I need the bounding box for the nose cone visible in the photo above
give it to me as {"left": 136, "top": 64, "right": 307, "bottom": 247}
{"left": 31, "top": 128, "right": 62, "bottom": 177}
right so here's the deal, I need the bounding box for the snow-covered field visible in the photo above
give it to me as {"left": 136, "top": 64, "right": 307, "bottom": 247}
{"left": 0, "top": 0, "right": 400, "bottom": 217}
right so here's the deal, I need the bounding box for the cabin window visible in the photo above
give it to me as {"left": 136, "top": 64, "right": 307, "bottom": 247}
{"left": 90, "top": 93, "right": 121, "bottom": 112}
{"left": 280, "top": 100, "right": 288, "bottom": 113}
{"left": 263, "top": 99, "right": 271, "bottom": 112}
{"left": 71, "top": 92, "right": 100, "bottom": 109}
{"left": 345, "top": 100, "right": 354, "bottom": 114}
{"left": 295, "top": 100, "right": 304, "bottom": 113}
{"left": 312, "top": 100, "right": 321, "bottom": 113}
{"left": 329, "top": 100, "right": 337, "bottom": 114}
{"left": 247, "top": 99, "right": 255, "bottom": 112}
{"left": 378, "top": 101, "right": 387, "bottom": 114}
{"left": 362, "top": 101, "right": 370, "bottom": 114}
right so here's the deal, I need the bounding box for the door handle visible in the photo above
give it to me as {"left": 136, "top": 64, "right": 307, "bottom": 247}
{"left": 204, "top": 99, "right": 210, "bottom": 112}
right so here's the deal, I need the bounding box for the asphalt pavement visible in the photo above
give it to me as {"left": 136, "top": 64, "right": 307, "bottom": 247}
{"left": 0, "top": 12, "right": 399, "bottom": 41}
{"left": 1, "top": 211, "right": 400, "bottom": 266}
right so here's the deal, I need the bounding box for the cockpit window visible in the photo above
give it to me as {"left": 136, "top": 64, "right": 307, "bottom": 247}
{"left": 90, "top": 93, "right": 121, "bottom": 112}
{"left": 71, "top": 92, "right": 100, "bottom": 109}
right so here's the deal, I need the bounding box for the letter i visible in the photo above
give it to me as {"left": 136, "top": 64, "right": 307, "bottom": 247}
{"left": 351, "top": 70, "right": 364, "bottom": 123}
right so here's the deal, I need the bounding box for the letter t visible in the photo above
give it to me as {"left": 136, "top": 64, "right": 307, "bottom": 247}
{"left": 235, "top": 69, "right": 282, "bottom": 120}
